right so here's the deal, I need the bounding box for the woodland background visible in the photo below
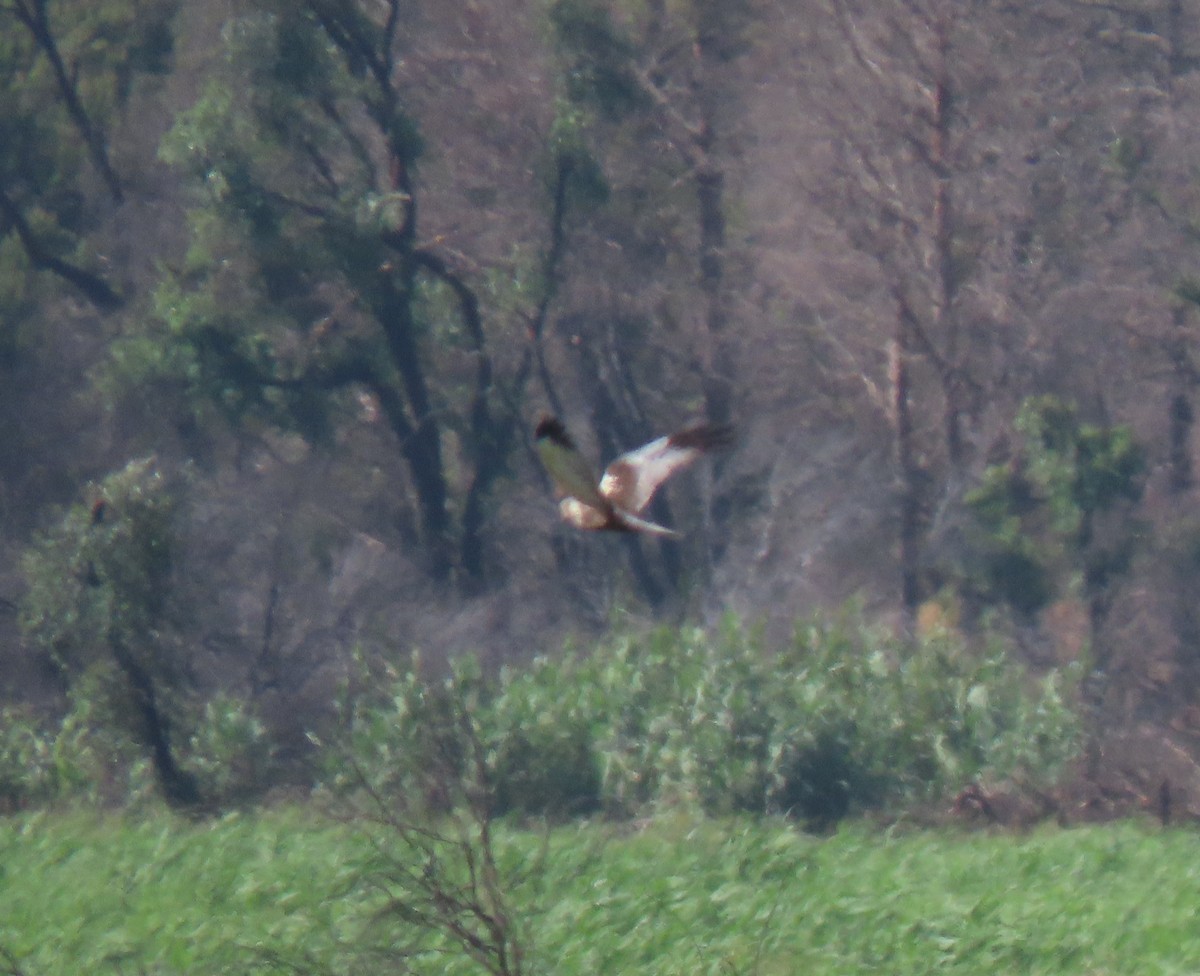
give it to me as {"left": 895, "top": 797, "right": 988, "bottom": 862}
{"left": 3, "top": 0, "right": 1200, "bottom": 815}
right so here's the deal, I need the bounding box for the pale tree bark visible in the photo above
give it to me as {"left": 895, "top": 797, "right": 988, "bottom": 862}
{"left": 796, "top": 0, "right": 1079, "bottom": 614}
{"left": 889, "top": 322, "right": 921, "bottom": 625}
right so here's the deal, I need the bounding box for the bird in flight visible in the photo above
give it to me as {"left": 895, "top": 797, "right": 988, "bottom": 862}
{"left": 534, "top": 414, "right": 733, "bottom": 536}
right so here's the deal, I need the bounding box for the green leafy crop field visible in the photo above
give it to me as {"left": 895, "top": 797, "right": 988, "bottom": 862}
{"left": 3, "top": 810, "right": 1200, "bottom": 975}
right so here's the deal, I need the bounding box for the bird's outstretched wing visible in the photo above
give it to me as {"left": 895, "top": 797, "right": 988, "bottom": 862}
{"left": 534, "top": 415, "right": 607, "bottom": 508}
{"left": 600, "top": 422, "right": 734, "bottom": 514}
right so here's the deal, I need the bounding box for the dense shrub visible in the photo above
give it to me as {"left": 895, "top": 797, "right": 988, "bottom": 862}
{"left": 7, "top": 609, "right": 1079, "bottom": 823}
{"left": 487, "top": 655, "right": 604, "bottom": 818}
{"left": 182, "top": 693, "right": 274, "bottom": 806}
{"left": 0, "top": 673, "right": 275, "bottom": 813}
{"left": 0, "top": 668, "right": 157, "bottom": 811}
{"left": 334, "top": 610, "right": 1082, "bottom": 827}
{"left": 0, "top": 706, "right": 57, "bottom": 811}
{"left": 329, "top": 651, "right": 603, "bottom": 819}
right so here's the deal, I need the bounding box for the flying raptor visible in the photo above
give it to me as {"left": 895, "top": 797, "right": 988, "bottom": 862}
{"left": 534, "top": 414, "right": 733, "bottom": 537}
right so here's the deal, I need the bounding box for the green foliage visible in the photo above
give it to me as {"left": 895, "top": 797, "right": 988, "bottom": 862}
{"left": 966, "top": 396, "right": 1145, "bottom": 614}
{"left": 0, "top": 674, "right": 156, "bottom": 812}
{"left": 19, "top": 457, "right": 206, "bottom": 808}
{"left": 0, "top": 234, "right": 37, "bottom": 364}
{"left": 1108, "top": 133, "right": 1145, "bottom": 180}
{"left": 331, "top": 651, "right": 473, "bottom": 805}
{"left": 0, "top": 706, "right": 57, "bottom": 811}
{"left": 336, "top": 611, "right": 1081, "bottom": 828}
{"left": 1175, "top": 274, "right": 1200, "bottom": 308}
{"left": 146, "top": 8, "right": 398, "bottom": 437}
{"left": 0, "top": 677, "right": 274, "bottom": 814}
{"left": 547, "top": 99, "right": 611, "bottom": 209}
{"left": 182, "top": 694, "right": 273, "bottom": 806}
{"left": 332, "top": 649, "right": 601, "bottom": 820}
{"left": 145, "top": 0, "right": 534, "bottom": 584}
{"left": 550, "top": 0, "right": 646, "bottom": 119}
{"left": 20, "top": 457, "right": 179, "bottom": 674}
{"left": 48, "top": 667, "right": 159, "bottom": 807}
{"left": 0, "top": 0, "right": 174, "bottom": 317}
{"left": 1014, "top": 396, "right": 1144, "bottom": 538}
{"left": 488, "top": 656, "right": 605, "bottom": 818}
{"left": 5, "top": 812, "right": 1200, "bottom": 975}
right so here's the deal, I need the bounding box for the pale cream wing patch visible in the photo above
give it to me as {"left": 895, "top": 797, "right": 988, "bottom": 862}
{"left": 559, "top": 497, "right": 609, "bottom": 530}
{"left": 599, "top": 436, "right": 701, "bottom": 514}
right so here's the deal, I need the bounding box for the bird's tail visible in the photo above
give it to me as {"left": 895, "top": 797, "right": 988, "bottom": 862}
{"left": 616, "top": 509, "right": 681, "bottom": 538}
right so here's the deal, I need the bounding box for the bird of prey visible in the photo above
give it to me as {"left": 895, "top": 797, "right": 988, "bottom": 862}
{"left": 534, "top": 414, "right": 733, "bottom": 537}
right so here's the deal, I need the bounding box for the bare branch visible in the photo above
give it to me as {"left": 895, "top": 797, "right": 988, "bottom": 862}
{"left": 0, "top": 187, "right": 122, "bottom": 310}
{"left": 6, "top": 0, "right": 124, "bottom": 202}
{"left": 630, "top": 64, "right": 706, "bottom": 164}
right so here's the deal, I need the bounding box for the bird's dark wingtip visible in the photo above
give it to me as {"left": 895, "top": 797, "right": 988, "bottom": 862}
{"left": 670, "top": 421, "right": 735, "bottom": 453}
{"left": 534, "top": 413, "right": 574, "bottom": 448}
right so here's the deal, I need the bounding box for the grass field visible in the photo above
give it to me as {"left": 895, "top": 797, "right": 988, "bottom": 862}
{"left": 4, "top": 808, "right": 1200, "bottom": 975}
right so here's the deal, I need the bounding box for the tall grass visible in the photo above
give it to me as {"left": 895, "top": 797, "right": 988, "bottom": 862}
{"left": 4, "top": 811, "right": 1200, "bottom": 975}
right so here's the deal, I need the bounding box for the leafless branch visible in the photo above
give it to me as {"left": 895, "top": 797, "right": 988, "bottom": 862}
{"left": 339, "top": 702, "right": 535, "bottom": 976}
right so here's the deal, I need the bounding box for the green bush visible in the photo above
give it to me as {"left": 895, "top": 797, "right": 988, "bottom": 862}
{"left": 0, "top": 706, "right": 57, "bottom": 811}
{"left": 0, "top": 667, "right": 158, "bottom": 812}
{"left": 487, "top": 655, "right": 603, "bottom": 818}
{"left": 183, "top": 694, "right": 273, "bottom": 806}
{"left": 332, "top": 610, "right": 1082, "bottom": 828}
{"left": 764, "top": 615, "right": 1080, "bottom": 825}
{"left": 1, "top": 670, "right": 280, "bottom": 814}
{"left": 329, "top": 650, "right": 603, "bottom": 819}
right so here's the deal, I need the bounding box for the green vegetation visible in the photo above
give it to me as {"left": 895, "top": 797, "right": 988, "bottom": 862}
{"left": 3, "top": 811, "right": 1200, "bottom": 975}
{"left": 5, "top": 9, "right": 1200, "bottom": 971}
{"left": 4, "top": 609, "right": 1080, "bottom": 823}
{"left": 966, "top": 395, "right": 1145, "bottom": 618}
{"left": 1, "top": 610, "right": 1092, "bottom": 974}
{"left": 19, "top": 458, "right": 203, "bottom": 809}
{"left": 332, "top": 612, "right": 1081, "bottom": 828}
{"left": 0, "top": 0, "right": 175, "bottom": 326}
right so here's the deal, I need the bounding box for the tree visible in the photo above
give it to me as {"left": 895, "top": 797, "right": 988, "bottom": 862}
{"left": 550, "top": 0, "right": 750, "bottom": 428}
{"left": 19, "top": 457, "right": 202, "bottom": 808}
{"left": 149, "top": 1, "right": 541, "bottom": 585}
{"left": 540, "top": 0, "right": 753, "bottom": 603}
{"left": 0, "top": 0, "right": 175, "bottom": 322}
{"left": 1019, "top": 1, "right": 1200, "bottom": 704}
{"left": 780, "top": 0, "right": 1107, "bottom": 622}
{"left": 965, "top": 396, "right": 1145, "bottom": 657}
{"left": 0, "top": 0, "right": 180, "bottom": 557}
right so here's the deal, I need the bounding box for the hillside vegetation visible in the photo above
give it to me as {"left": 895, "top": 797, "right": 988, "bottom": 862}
{"left": 4, "top": 0, "right": 1200, "bottom": 815}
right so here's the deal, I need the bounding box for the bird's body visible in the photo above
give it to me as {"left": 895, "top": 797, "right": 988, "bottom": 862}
{"left": 534, "top": 415, "right": 733, "bottom": 536}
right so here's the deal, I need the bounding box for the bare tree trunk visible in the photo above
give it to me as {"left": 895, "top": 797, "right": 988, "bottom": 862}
{"left": 374, "top": 278, "right": 453, "bottom": 580}
{"left": 371, "top": 147, "right": 455, "bottom": 580}
{"left": 890, "top": 322, "right": 921, "bottom": 628}
{"left": 1167, "top": 315, "right": 1194, "bottom": 495}
{"left": 111, "top": 639, "right": 201, "bottom": 809}
{"left": 693, "top": 22, "right": 734, "bottom": 431}
{"left": 11, "top": 0, "right": 124, "bottom": 203}
{"left": 927, "top": 18, "right": 965, "bottom": 472}
{"left": 0, "top": 188, "right": 122, "bottom": 310}
{"left": 527, "top": 153, "right": 574, "bottom": 419}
